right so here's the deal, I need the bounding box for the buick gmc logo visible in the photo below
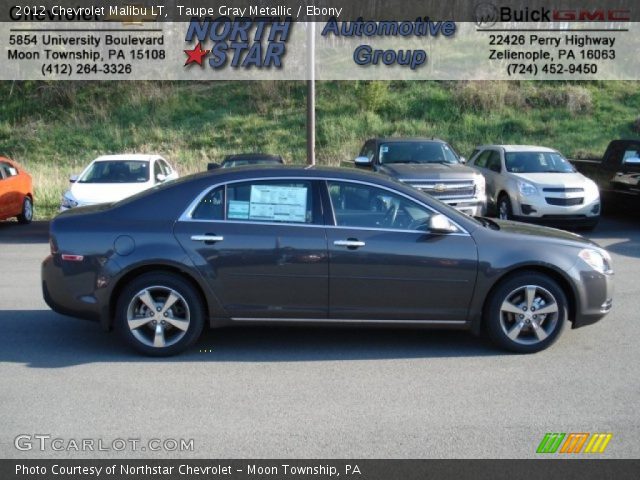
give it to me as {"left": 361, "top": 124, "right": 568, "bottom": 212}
{"left": 474, "top": 2, "right": 631, "bottom": 25}
{"left": 474, "top": 2, "right": 499, "bottom": 27}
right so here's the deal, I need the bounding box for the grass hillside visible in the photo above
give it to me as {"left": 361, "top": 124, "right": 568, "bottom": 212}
{"left": 1, "top": 80, "right": 639, "bottom": 219}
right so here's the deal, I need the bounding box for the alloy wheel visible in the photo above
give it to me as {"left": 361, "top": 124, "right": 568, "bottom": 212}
{"left": 499, "top": 284, "right": 559, "bottom": 345}
{"left": 126, "top": 286, "right": 191, "bottom": 348}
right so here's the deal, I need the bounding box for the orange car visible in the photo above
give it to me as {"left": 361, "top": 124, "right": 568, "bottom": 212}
{"left": 0, "top": 157, "right": 33, "bottom": 223}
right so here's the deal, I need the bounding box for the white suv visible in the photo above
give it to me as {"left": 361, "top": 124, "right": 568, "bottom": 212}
{"left": 468, "top": 145, "right": 600, "bottom": 230}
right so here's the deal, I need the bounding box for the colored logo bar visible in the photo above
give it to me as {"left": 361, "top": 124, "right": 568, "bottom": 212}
{"left": 537, "top": 433, "right": 612, "bottom": 454}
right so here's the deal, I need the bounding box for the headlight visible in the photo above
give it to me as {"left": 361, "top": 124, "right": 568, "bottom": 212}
{"left": 518, "top": 180, "right": 538, "bottom": 197}
{"left": 579, "top": 248, "right": 613, "bottom": 274}
{"left": 61, "top": 192, "right": 78, "bottom": 209}
{"left": 586, "top": 179, "right": 600, "bottom": 196}
{"left": 475, "top": 175, "right": 486, "bottom": 197}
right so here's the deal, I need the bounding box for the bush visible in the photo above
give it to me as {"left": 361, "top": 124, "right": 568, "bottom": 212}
{"left": 453, "top": 81, "right": 525, "bottom": 112}
{"left": 360, "top": 81, "right": 389, "bottom": 112}
{"left": 632, "top": 116, "right": 640, "bottom": 133}
{"left": 564, "top": 86, "right": 592, "bottom": 114}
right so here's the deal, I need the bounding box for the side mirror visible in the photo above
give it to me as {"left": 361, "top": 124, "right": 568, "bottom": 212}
{"left": 459, "top": 156, "right": 467, "bottom": 164}
{"left": 428, "top": 214, "right": 458, "bottom": 234}
{"left": 156, "top": 173, "right": 167, "bottom": 182}
{"left": 354, "top": 156, "right": 373, "bottom": 168}
{"left": 207, "top": 162, "right": 220, "bottom": 170}
{"left": 489, "top": 164, "right": 501, "bottom": 173}
{"left": 69, "top": 174, "right": 79, "bottom": 183}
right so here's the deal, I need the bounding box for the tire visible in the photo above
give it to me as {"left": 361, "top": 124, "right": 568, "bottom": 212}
{"left": 17, "top": 196, "right": 33, "bottom": 224}
{"left": 116, "top": 272, "right": 205, "bottom": 356}
{"left": 484, "top": 272, "right": 568, "bottom": 353}
{"left": 579, "top": 218, "right": 599, "bottom": 232}
{"left": 497, "top": 194, "right": 512, "bottom": 220}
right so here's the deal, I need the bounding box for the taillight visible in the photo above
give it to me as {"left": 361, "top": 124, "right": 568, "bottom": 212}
{"left": 61, "top": 254, "right": 84, "bottom": 262}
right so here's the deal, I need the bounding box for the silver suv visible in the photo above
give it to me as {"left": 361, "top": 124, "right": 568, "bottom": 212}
{"left": 468, "top": 145, "right": 600, "bottom": 230}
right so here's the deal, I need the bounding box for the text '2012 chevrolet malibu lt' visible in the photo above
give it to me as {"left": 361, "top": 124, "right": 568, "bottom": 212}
{"left": 42, "top": 166, "right": 614, "bottom": 356}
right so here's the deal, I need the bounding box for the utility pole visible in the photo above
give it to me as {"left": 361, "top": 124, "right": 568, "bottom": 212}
{"left": 306, "top": 22, "right": 316, "bottom": 165}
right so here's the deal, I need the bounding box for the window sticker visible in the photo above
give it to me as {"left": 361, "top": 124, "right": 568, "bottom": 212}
{"left": 380, "top": 146, "right": 389, "bottom": 153}
{"left": 249, "top": 185, "right": 308, "bottom": 223}
{"left": 228, "top": 200, "right": 250, "bottom": 219}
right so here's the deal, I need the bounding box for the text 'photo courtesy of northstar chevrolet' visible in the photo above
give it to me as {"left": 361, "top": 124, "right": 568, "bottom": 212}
{"left": 41, "top": 167, "right": 614, "bottom": 356}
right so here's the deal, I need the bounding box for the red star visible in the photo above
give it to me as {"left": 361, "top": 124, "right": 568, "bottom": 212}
{"left": 184, "top": 42, "right": 210, "bottom": 66}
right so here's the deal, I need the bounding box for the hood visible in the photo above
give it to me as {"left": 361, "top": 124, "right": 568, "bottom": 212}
{"left": 511, "top": 172, "right": 589, "bottom": 188}
{"left": 70, "top": 182, "right": 150, "bottom": 205}
{"left": 491, "top": 219, "right": 597, "bottom": 248}
{"left": 378, "top": 162, "right": 478, "bottom": 180}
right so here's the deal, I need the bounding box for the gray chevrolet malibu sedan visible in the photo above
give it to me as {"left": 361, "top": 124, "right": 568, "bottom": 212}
{"left": 42, "top": 166, "right": 614, "bottom": 356}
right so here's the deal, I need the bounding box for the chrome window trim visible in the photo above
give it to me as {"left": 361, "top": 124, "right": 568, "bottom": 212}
{"left": 231, "top": 317, "right": 466, "bottom": 326}
{"left": 178, "top": 176, "right": 470, "bottom": 236}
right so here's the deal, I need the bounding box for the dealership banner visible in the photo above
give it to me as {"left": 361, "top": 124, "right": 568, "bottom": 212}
{"left": 1, "top": 0, "right": 640, "bottom": 80}
{"left": 3, "top": 459, "right": 640, "bottom": 479}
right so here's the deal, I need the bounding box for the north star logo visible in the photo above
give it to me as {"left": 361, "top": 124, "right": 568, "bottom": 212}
{"left": 184, "top": 42, "right": 209, "bottom": 66}
{"left": 183, "top": 17, "right": 291, "bottom": 69}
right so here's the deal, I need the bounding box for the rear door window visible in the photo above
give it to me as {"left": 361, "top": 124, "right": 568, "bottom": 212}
{"left": 226, "top": 180, "right": 316, "bottom": 224}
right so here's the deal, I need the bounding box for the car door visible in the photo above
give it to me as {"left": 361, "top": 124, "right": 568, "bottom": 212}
{"left": 0, "top": 162, "right": 18, "bottom": 216}
{"left": 174, "top": 178, "right": 329, "bottom": 319}
{"left": 0, "top": 163, "right": 9, "bottom": 217}
{"left": 610, "top": 142, "right": 640, "bottom": 196}
{"left": 484, "top": 150, "right": 504, "bottom": 205}
{"left": 470, "top": 150, "right": 495, "bottom": 205}
{"left": 324, "top": 180, "right": 478, "bottom": 322}
{"left": 160, "top": 158, "right": 179, "bottom": 181}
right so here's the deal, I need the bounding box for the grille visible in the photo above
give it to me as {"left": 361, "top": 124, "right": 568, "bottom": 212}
{"left": 545, "top": 197, "right": 584, "bottom": 206}
{"left": 542, "top": 187, "right": 584, "bottom": 193}
{"left": 407, "top": 180, "right": 476, "bottom": 200}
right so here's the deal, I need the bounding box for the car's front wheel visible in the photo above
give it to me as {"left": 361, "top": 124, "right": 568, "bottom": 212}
{"left": 497, "top": 194, "right": 512, "bottom": 220}
{"left": 116, "top": 273, "right": 205, "bottom": 356}
{"left": 485, "top": 272, "right": 568, "bottom": 353}
{"left": 17, "top": 196, "right": 33, "bottom": 224}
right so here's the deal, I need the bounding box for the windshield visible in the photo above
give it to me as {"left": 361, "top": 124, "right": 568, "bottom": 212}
{"left": 379, "top": 142, "right": 459, "bottom": 165}
{"left": 78, "top": 160, "right": 150, "bottom": 183}
{"left": 505, "top": 152, "right": 575, "bottom": 173}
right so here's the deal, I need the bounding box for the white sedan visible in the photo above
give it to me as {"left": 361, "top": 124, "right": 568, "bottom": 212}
{"left": 468, "top": 145, "right": 600, "bottom": 230}
{"left": 61, "top": 155, "right": 178, "bottom": 211}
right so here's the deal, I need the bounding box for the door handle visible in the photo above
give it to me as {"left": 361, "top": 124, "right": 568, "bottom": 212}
{"left": 191, "top": 235, "right": 224, "bottom": 243}
{"left": 334, "top": 239, "right": 365, "bottom": 248}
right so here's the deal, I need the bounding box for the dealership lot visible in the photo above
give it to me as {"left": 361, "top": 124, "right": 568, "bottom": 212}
{"left": 0, "top": 214, "right": 638, "bottom": 459}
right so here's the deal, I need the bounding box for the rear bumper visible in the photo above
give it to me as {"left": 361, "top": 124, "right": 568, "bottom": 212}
{"left": 41, "top": 254, "right": 103, "bottom": 323}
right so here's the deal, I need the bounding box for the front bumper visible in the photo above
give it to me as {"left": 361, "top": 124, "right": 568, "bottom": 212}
{"left": 442, "top": 198, "right": 486, "bottom": 216}
{"left": 570, "top": 263, "right": 614, "bottom": 328}
{"left": 512, "top": 191, "right": 600, "bottom": 225}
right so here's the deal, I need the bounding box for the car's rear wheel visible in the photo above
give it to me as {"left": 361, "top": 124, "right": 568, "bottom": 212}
{"left": 497, "top": 194, "right": 512, "bottom": 220}
{"left": 17, "top": 197, "right": 33, "bottom": 224}
{"left": 579, "top": 218, "right": 599, "bottom": 232}
{"left": 485, "top": 272, "right": 567, "bottom": 353}
{"left": 116, "top": 273, "right": 205, "bottom": 356}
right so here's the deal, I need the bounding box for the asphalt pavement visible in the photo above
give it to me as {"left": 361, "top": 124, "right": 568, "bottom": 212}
{"left": 0, "top": 215, "right": 638, "bottom": 459}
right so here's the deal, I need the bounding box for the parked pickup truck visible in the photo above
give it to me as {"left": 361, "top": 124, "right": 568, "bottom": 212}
{"left": 354, "top": 138, "right": 486, "bottom": 216}
{"left": 572, "top": 139, "right": 640, "bottom": 208}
